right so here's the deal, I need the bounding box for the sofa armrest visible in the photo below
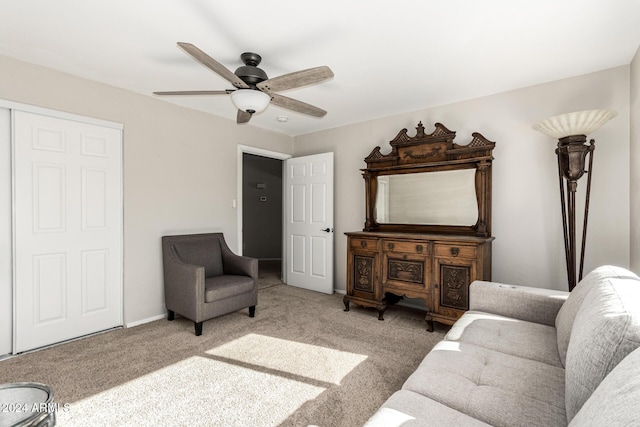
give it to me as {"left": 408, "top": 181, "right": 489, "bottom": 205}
{"left": 469, "top": 280, "right": 569, "bottom": 326}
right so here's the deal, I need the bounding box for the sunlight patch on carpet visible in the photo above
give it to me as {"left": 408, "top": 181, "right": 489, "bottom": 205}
{"left": 57, "top": 356, "right": 324, "bottom": 427}
{"left": 206, "top": 333, "right": 368, "bottom": 385}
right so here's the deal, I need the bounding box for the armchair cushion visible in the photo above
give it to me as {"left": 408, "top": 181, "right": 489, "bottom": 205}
{"left": 173, "top": 238, "right": 223, "bottom": 278}
{"left": 205, "top": 275, "right": 255, "bottom": 303}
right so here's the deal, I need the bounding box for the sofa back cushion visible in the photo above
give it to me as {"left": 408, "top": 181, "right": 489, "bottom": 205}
{"left": 555, "top": 265, "right": 639, "bottom": 367}
{"left": 173, "top": 236, "right": 223, "bottom": 278}
{"left": 564, "top": 275, "right": 640, "bottom": 422}
{"left": 568, "top": 346, "right": 640, "bottom": 426}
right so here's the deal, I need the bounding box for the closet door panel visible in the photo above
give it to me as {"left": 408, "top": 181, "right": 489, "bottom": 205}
{"left": 13, "top": 110, "right": 122, "bottom": 352}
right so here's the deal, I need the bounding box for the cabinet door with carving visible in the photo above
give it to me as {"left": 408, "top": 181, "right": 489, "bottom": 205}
{"left": 346, "top": 237, "right": 381, "bottom": 302}
{"left": 433, "top": 248, "right": 477, "bottom": 325}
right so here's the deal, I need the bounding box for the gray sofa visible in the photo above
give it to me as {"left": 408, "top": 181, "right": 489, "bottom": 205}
{"left": 364, "top": 265, "right": 640, "bottom": 426}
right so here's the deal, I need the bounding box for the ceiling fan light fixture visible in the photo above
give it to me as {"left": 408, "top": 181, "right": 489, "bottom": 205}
{"left": 231, "top": 89, "right": 271, "bottom": 114}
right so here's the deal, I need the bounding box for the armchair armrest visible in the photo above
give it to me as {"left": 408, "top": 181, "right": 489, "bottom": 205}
{"left": 162, "top": 244, "right": 205, "bottom": 321}
{"left": 219, "top": 239, "right": 258, "bottom": 280}
{"left": 469, "top": 280, "right": 569, "bottom": 327}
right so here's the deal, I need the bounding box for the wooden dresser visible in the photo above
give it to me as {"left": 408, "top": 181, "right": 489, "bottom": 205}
{"left": 344, "top": 231, "right": 492, "bottom": 331}
{"left": 343, "top": 122, "right": 496, "bottom": 331}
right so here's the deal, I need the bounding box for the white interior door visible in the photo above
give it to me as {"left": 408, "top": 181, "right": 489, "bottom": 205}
{"left": 13, "top": 111, "right": 123, "bottom": 353}
{"left": 285, "top": 152, "right": 334, "bottom": 294}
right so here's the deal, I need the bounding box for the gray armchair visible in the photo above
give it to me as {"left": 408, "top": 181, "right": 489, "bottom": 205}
{"left": 161, "top": 233, "right": 258, "bottom": 336}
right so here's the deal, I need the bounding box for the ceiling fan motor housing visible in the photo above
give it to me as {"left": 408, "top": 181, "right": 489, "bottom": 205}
{"left": 235, "top": 52, "right": 268, "bottom": 86}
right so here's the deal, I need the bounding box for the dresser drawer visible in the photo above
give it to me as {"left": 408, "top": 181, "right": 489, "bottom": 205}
{"left": 383, "top": 240, "right": 429, "bottom": 255}
{"left": 349, "top": 237, "right": 378, "bottom": 252}
{"left": 434, "top": 244, "right": 476, "bottom": 259}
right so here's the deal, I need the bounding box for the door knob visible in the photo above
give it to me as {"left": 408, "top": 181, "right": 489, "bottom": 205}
{"left": 321, "top": 228, "right": 333, "bottom": 233}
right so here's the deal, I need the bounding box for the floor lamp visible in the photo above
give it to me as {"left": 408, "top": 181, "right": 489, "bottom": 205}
{"left": 532, "top": 109, "right": 617, "bottom": 291}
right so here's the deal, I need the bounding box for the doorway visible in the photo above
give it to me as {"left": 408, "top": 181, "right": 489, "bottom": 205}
{"left": 238, "top": 146, "right": 290, "bottom": 283}
{"left": 237, "top": 146, "right": 334, "bottom": 293}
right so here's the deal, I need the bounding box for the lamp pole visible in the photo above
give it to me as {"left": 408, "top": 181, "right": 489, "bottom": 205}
{"left": 556, "top": 135, "right": 595, "bottom": 291}
{"left": 532, "top": 109, "right": 616, "bottom": 291}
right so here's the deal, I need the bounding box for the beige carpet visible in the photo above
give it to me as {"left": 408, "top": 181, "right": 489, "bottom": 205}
{"left": 0, "top": 270, "right": 446, "bottom": 427}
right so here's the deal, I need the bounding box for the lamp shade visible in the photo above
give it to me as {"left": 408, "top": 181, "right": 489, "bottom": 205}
{"left": 532, "top": 109, "right": 617, "bottom": 139}
{"left": 231, "top": 89, "right": 271, "bottom": 114}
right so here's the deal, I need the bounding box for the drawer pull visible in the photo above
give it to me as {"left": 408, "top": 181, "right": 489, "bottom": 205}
{"left": 416, "top": 244, "right": 423, "bottom": 253}
{"left": 450, "top": 247, "right": 460, "bottom": 257}
{"left": 388, "top": 243, "right": 395, "bottom": 250}
{"left": 360, "top": 240, "right": 367, "bottom": 248}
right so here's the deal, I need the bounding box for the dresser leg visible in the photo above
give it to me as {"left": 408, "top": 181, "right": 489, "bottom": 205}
{"left": 343, "top": 296, "right": 350, "bottom": 312}
{"left": 425, "top": 315, "right": 434, "bottom": 332}
{"left": 376, "top": 305, "right": 386, "bottom": 320}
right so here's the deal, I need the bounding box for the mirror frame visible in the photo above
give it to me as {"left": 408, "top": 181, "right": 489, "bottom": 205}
{"left": 362, "top": 122, "right": 496, "bottom": 237}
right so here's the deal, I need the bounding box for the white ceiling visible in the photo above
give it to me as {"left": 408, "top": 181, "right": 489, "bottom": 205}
{"left": 1, "top": 1, "right": 639, "bottom": 136}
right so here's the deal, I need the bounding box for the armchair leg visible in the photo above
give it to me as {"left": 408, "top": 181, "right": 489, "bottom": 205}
{"left": 167, "top": 310, "right": 175, "bottom": 321}
{"left": 249, "top": 306, "right": 256, "bottom": 318}
{"left": 194, "top": 322, "right": 203, "bottom": 336}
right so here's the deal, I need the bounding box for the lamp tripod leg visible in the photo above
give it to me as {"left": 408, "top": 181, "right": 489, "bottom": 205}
{"left": 557, "top": 154, "right": 572, "bottom": 290}
{"left": 567, "top": 183, "right": 577, "bottom": 291}
{"left": 579, "top": 146, "right": 595, "bottom": 282}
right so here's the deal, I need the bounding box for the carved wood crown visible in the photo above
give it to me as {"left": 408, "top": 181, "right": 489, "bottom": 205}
{"left": 364, "top": 122, "right": 495, "bottom": 168}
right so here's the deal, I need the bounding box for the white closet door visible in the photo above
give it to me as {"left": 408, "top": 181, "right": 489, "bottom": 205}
{"left": 14, "top": 111, "right": 122, "bottom": 352}
{"left": 0, "top": 108, "right": 11, "bottom": 356}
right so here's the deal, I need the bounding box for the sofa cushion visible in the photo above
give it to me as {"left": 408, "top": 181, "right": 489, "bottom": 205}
{"left": 403, "top": 340, "right": 567, "bottom": 427}
{"left": 555, "top": 265, "right": 639, "bottom": 367}
{"left": 205, "top": 275, "right": 254, "bottom": 302}
{"left": 364, "top": 390, "right": 491, "bottom": 427}
{"left": 445, "top": 311, "right": 562, "bottom": 367}
{"left": 568, "top": 346, "right": 640, "bottom": 426}
{"left": 564, "top": 275, "right": 640, "bottom": 422}
{"left": 174, "top": 238, "right": 223, "bottom": 278}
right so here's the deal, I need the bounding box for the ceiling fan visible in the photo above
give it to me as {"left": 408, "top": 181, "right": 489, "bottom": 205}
{"left": 154, "top": 42, "right": 334, "bottom": 124}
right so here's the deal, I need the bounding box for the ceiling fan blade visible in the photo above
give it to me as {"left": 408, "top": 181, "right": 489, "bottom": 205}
{"left": 257, "top": 66, "right": 334, "bottom": 92}
{"left": 269, "top": 93, "right": 327, "bottom": 117}
{"left": 153, "top": 90, "right": 233, "bottom": 96}
{"left": 177, "top": 42, "right": 249, "bottom": 89}
{"left": 237, "top": 110, "right": 253, "bottom": 124}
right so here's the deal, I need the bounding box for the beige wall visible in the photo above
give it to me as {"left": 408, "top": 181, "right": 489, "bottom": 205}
{"left": 294, "top": 66, "right": 631, "bottom": 291}
{"left": 631, "top": 46, "right": 640, "bottom": 273}
{"left": 0, "top": 54, "right": 293, "bottom": 325}
{"left": 1, "top": 51, "right": 635, "bottom": 329}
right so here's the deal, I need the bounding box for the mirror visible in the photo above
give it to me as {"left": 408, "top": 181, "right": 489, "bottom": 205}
{"left": 375, "top": 169, "right": 478, "bottom": 226}
{"left": 362, "top": 122, "right": 495, "bottom": 236}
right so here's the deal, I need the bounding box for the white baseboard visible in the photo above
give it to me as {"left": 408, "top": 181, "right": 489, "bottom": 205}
{"left": 126, "top": 313, "right": 167, "bottom": 328}
{"left": 334, "top": 289, "right": 346, "bottom": 295}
